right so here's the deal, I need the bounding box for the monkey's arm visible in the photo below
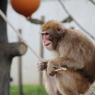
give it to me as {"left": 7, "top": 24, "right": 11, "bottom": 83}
{"left": 49, "top": 57, "right": 84, "bottom": 70}
{"left": 37, "top": 54, "right": 84, "bottom": 71}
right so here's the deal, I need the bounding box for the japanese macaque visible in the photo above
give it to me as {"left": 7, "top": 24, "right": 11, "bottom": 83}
{"left": 37, "top": 20, "right": 95, "bottom": 95}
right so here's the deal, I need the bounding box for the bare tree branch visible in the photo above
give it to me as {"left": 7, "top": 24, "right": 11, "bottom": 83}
{"left": 89, "top": 0, "right": 95, "bottom": 5}
{"left": 27, "top": 17, "right": 44, "bottom": 25}
{"left": 61, "top": 16, "right": 73, "bottom": 23}
{"left": 58, "top": 0, "right": 95, "bottom": 40}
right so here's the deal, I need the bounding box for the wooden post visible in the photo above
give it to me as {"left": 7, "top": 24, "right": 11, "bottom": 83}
{"left": 0, "top": 1, "right": 27, "bottom": 95}
{"left": 18, "top": 29, "right": 23, "bottom": 95}
{"left": 39, "top": 16, "right": 44, "bottom": 86}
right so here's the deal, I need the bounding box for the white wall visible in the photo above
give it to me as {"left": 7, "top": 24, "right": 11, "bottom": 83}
{"left": 7, "top": 0, "right": 95, "bottom": 85}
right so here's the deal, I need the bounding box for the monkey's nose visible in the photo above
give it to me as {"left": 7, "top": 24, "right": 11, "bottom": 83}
{"left": 43, "top": 36, "right": 46, "bottom": 39}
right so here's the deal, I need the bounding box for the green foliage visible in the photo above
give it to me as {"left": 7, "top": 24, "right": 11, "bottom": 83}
{"left": 10, "top": 85, "right": 48, "bottom": 95}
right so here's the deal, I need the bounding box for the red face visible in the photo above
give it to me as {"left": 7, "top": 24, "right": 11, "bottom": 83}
{"left": 41, "top": 32, "right": 53, "bottom": 50}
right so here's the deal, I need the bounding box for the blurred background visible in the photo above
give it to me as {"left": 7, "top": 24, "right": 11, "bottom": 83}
{"left": 8, "top": 0, "right": 95, "bottom": 85}
{"left": 1, "top": 0, "right": 95, "bottom": 95}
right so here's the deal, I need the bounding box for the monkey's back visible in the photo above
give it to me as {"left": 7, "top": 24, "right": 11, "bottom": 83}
{"left": 59, "top": 29, "right": 95, "bottom": 83}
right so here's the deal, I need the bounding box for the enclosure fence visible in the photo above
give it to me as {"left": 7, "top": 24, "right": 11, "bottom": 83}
{"left": 0, "top": 9, "right": 43, "bottom": 61}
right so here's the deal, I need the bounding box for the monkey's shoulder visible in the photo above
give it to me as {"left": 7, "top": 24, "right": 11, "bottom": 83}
{"left": 64, "top": 29, "right": 94, "bottom": 46}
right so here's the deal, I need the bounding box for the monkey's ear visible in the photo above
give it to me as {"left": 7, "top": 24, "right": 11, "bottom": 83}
{"left": 55, "top": 26, "right": 66, "bottom": 34}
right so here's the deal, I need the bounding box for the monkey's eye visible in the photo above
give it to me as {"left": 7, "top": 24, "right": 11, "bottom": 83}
{"left": 41, "top": 33, "right": 45, "bottom": 38}
{"left": 45, "top": 33, "right": 49, "bottom": 35}
{"left": 53, "top": 67, "right": 58, "bottom": 69}
{"left": 41, "top": 32, "right": 49, "bottom": 36}
{"left": 41, "top": 34, "right": 44, "bottom": 37}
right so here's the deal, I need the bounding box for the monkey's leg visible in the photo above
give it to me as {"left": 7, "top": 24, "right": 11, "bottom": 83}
{"left": 56, "top": 71, "right": 79, "bottom": 95}
{"left": 43, "top": 71, "right": 61, "bottom": 95}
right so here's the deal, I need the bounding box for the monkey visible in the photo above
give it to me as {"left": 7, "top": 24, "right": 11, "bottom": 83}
{"left": 37, "top": 20, "right": 95, "bottom": 95}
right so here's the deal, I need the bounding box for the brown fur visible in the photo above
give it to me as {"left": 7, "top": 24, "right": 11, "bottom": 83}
{"left": 38, "top": 21, "right": 95, "bottom": 95}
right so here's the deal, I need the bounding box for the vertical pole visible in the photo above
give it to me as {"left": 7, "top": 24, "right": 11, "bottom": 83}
{"left": 18, "top": 29, "right": 23, "bottom": 95}
{"left": 39, "top": 16, "right": 44, "bottom": 86}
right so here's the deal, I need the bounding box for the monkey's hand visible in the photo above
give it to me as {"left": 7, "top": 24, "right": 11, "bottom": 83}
{"left": 47, "top": 61, "right": 58, "bottom": 76}
{"left": 37, "top": 61, "right": 47, "bottom": 71}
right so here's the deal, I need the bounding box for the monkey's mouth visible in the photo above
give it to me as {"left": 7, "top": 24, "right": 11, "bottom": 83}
{"left": 44, "top": 41, "right": 52, "bottom": 50}
{"left": 46, "top": 43, "right": 51, "bottom": 46}
{"left": 45, "top": 42, "right": 52, "bottom": 49}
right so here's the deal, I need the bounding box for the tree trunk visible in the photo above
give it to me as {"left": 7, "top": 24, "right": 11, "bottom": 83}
{"left": 0, "top": 0, "right": 27, "bottom": 95}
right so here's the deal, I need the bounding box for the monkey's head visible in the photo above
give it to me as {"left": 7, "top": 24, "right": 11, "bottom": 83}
{"left": 41, "top": 21, "right": 66, "bottom": 50}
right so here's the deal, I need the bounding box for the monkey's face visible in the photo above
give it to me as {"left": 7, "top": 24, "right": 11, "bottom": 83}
{"left": 41, "top": 21, "right": 66, "bottom": 50}
{"left": 41, "top": 32, "right": 53, "bottom": 50}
